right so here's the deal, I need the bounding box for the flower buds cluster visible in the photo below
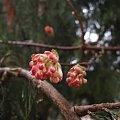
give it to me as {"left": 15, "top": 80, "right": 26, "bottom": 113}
{"left": 29, "top": 49, "right": 63, "bottom": 83}
{"left": 66, "top": 64, "right": 87, "bottom": 87}
{"left": 44, "top": 25, "right": 55, "bottom": 37}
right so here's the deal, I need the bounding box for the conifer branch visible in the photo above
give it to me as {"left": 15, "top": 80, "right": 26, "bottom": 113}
{"left": 73, "top": 102, "right": 120, "bottom": 117}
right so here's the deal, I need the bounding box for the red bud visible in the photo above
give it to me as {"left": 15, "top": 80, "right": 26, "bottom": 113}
{"left": 44, "top": 25, "right": 55, "bottom": 37}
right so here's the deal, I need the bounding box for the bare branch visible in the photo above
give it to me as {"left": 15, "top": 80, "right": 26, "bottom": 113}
{"left": 0, "top": 40, "right": 120, "bottom": 51}
{"left": 82, "top": 45, "right": 120, "bottom": 51}
{"left": 0, "top": 40, "right": 120, "bottom": 66}
{"left": 65, "top": 0, "right": 85, "bottom": 44}
{"left": 0, "top": 52, "right": 11, "bottom": 66}
{"left": 0, "top": 40, "right": 81, "bottom": 50}
{"left": 61, "top": 62, "right": 88, "bottom": 66}
{"left": 73, "top": 102, "right": 120, "bottom": 117}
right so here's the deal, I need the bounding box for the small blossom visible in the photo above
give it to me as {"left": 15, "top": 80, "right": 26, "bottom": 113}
{"left": 66, "top": 64, "right": 87, "bottom": 88}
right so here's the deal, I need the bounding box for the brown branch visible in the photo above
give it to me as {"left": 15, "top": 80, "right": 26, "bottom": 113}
{"left": 73, "top": 102, "right": 120, "bottom": 117}
{"left": 65, "top": 0, "right": 85, "bottom": 44}
{"left": 0, "top": 40, "right": 120, "bottom": 51}
{"left": 0, "top": 52, "right": 11, "bottom": 66}
{"left": 0, "top": 67, "right": 80, "bottom": 120}
{"left": 65, "top": 0, "right": 86, "bottom": 62}
{"left": 82, "top": 45, "right": 120, "bottom": 51}
{"left": 0, "top": 40, "right": 81, "bottom": 50}
{"left": 61, "top": 62, "right": 88, "bottom": 66}
{"left": 0, "top": 67, "right": 120, "bottom": 119}
{"left": 1, "top": 40, "right": 120, "bottom": 66}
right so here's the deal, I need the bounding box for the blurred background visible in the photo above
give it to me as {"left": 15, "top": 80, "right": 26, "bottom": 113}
{"left": 0, "top": 0, "right": 120, "bottom": 119}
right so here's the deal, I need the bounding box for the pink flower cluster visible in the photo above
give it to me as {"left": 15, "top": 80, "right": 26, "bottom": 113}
{"left": 29, "top": 49, "right": 63, "bottom": 83}
{"left": 66, "top": 64, "right": 87, "bottom": 87}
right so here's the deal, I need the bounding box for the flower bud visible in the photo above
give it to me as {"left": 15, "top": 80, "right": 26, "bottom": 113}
{"left": 50, "top": 66, "right": 56, "bottom": 73}
{"left": 35, "top": 72, "right": 41, "bottom": 79}
{"left": 38, "top": 57, "right": 43, "bottom": 62}
{"left": 49, "top": 54, "right": 58, "bottom": 62}
{"left": 50, "top": 77, "right": 60, "bottom": 83}
{"left": 67, "top": 71, "right": 71, "bottom": 76}
{"left": 46, "top": 71, "right": 52, "bottom": 77}
{"left": 32, "top": 54, "right": 40, "bottom": 61}
{"left": 44, "top": 51, "right": 51, "bottom": 55}
{"left": 68, "top": 79, "right": 80, "bottom": 88}
{"left": 39, "top": 64, "right": 45, "bottom": 70}
{"left": 74, "top": 66, "right": 83, "bottom": 73}
{"left": 70, "top": 72, "right": 77, "bottom": 78}
{"left": 29, "top": 61, "right": 33, "bottom": 67}
{"left": 31, "top": 66, "right": 36, "bottom": 75}
{"left": 66, "top": 77, "right": 72, "bottom": 82}
{"left": 40, "top": 73, "right": 47, "bottom": 81}
{"left": 57, "top": 63, "right": 63, "bottom": 80}
{"left": 83, "top": 78, "right": 87, "bottom": 84}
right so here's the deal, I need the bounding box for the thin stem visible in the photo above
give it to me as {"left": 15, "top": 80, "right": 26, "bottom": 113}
{"left": 65, "top": 0, "right": 85, "bottom": 44}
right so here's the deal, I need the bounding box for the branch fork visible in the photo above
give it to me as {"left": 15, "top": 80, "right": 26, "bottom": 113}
{"left": 0, "top": 67, "right": 120, "bottom": 120}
